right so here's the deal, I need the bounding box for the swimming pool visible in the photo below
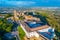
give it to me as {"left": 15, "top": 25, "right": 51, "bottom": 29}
{"left": 26, "top": 22, "right": 45, "bottom": 28}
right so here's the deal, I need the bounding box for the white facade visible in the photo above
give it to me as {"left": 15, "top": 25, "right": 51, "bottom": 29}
{"left": 38, "top": 27, "right": 54, "bottom": 32}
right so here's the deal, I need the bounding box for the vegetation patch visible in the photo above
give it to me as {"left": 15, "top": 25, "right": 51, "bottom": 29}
{"left": 17, "top": 26, "right": 25, "bottom": 40}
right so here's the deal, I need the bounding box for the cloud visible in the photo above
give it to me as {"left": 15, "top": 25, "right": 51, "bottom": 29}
{"left": 13, "top": 1, "right": 36, "bottom": 5}
{"left": 0, "top": 0, "right": 36, "bottom": 6}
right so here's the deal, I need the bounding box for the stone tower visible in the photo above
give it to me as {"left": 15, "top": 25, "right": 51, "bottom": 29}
{"left": 13, "top": 10, "right": 18, "bottom": 22}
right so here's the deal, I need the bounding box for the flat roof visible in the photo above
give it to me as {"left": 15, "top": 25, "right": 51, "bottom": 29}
{"left": 25, "top": 21, "right": 45, "bottom": 28}
{"left": 21, "top": 21, "right": 49, "bottom": 32}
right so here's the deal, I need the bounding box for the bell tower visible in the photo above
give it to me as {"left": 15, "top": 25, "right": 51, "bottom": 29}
{"left": 13, "top": 10, "right": 18, "bottom": 22}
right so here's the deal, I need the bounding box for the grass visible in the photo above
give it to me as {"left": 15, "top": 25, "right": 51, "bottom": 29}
{"left": 17, "top": 26, "right": 25, "bottom": 40}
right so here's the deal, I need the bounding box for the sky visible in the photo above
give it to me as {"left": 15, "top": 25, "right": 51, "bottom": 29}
{"left": 0, "top": 0, "right": 60, "bottom": 7}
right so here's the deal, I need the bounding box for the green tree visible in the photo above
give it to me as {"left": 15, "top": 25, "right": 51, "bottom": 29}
{"left": 36, "top": 12, "right": 60, "bottom": 32}
{"left": 6, "top": 23, "right": 13, "bottom": 32}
